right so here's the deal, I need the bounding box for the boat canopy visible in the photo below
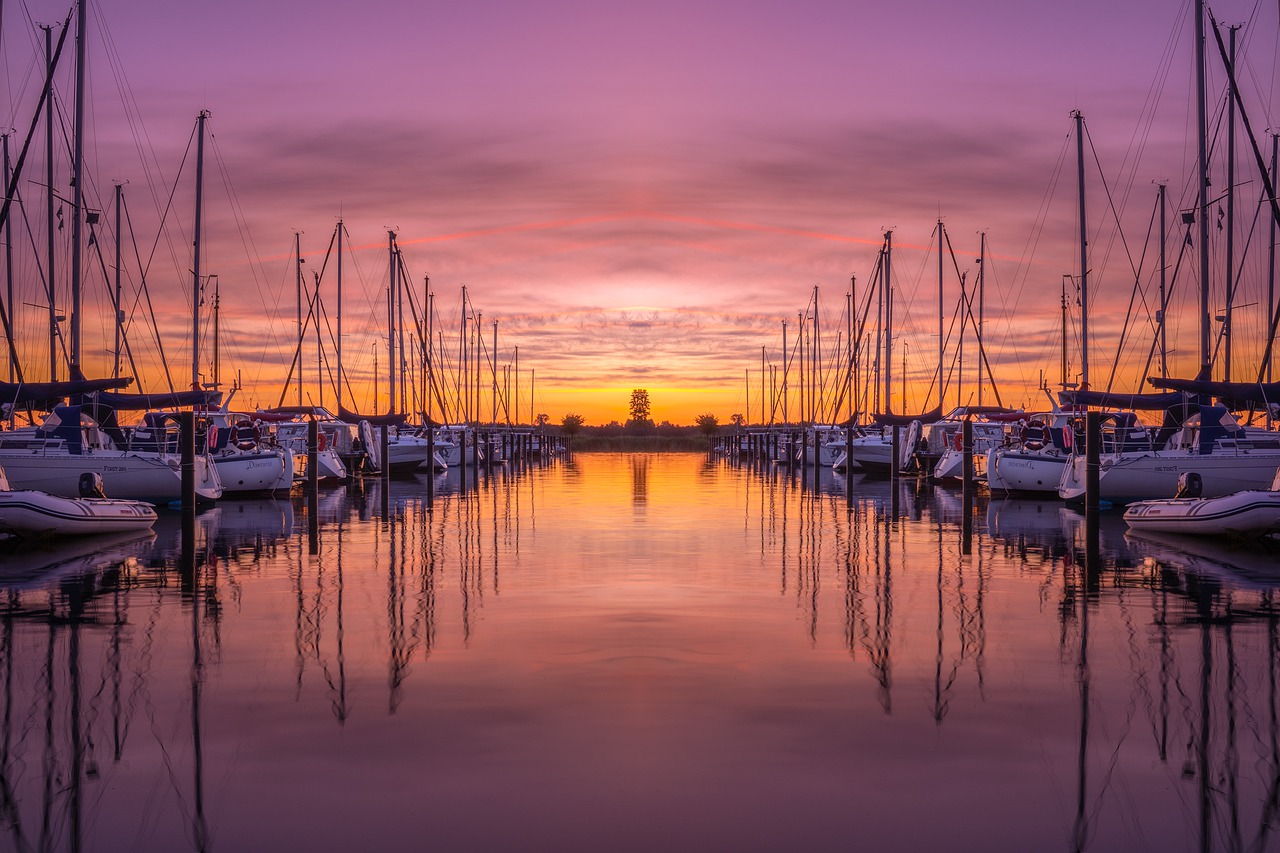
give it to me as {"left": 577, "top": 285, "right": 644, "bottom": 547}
{"left": 96, "top": 389, "right": 221, "bottom": 410}
{"left": 1059, "top": 389, "right": 1188, "bottom": 410}
{"left": 259, "top": 405, "right": 339, "bottom": 420}
{"left": 1147, "top": 377, "right": 1280, "bottom": 408}
{"left": 337, "top": 405, "right": 408, "bottom": 427}
{"left": 868, "top": 406, "right": 944, "bottom": 427}
{"left": 0, "top": 377, "right": 132, "bottom": 411}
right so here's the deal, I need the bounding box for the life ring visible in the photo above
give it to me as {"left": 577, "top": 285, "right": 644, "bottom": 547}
{"left": 235, "top": 419, "right": 260, "bottom": 451}
{"left": 317, "top": 431, "right": 328, "bottom": 452}
{"left": 1021, "top": 420, "right": 1046, "bottom": 451}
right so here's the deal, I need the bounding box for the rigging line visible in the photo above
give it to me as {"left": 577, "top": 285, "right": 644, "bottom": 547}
{"left": 1137, "top": 221, "right": 1195, "bottom": 386}
{"left": 1084, "top": 121, "right": 1144, "bottom": 285}
{"left": 1105, "top": 192, "right": 1162, "bottom": 395}
{"left": 123, "top": 191, "right": 175, "bottom": 392}
{"left": 137, "top": 120, "right": 194, "bottom": 284}
{"left": 207, "top": 132, "right": 288, "bottom": 375}
{"left": 0, "top": 8, "right": 71, "bottom": 236}
{"left": 943, "top": 229, "right": 1004, "bottom": 406}
{"left": 86, "top": 220, "right": 141, "bottom": 381}
{"left": 274, "top": 273, "right": 324, "bottom": 408}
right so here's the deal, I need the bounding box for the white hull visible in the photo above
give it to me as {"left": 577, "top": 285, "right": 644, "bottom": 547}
{"left": 1124, "top": 490, "right": 1280, "bottom": 538}
{"left": 212, "top": 448, "right": 290, "bottom": 494}
{"left": 0, "top": 450, "right": 222, "bottom": 502}
{"left": 316, "top": 448, "right": 347, "bottom": 480}
{"left": 988, "top": 449, "right": 1068, "bottom": 495}
{"left": 1059, "top": 451, "right": 1280, "bottom": 503}
{"left": 387, "top": 436, "right": 433, "bottom": 473}
{"left": 0, "top": 489, "right": 157, "bottom": 536}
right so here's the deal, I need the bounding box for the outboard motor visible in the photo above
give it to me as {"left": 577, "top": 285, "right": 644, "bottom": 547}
{"left": 1174, "top": 471, "right": 1203, "bottom": 499}
{"left": 78, "top": 472, "right": 107, "bottom": 499}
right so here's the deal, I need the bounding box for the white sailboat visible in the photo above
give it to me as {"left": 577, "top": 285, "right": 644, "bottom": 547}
{"left": 0, "top": 404, "right": 222, "bottom": 502}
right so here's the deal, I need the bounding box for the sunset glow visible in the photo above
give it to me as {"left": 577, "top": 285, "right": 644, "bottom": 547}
{"left": 2, "top": 0, "right": 1276, "bottom": 423}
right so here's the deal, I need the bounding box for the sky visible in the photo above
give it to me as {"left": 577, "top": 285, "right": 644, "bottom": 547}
{"left": 2, "top": 0, "right": 1278, "bottom": 424}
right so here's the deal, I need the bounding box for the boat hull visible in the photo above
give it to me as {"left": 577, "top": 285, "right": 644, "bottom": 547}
{"left": 1124, "top": 490, "right": 1280, "bottom": 538}
{"left": 1059, "top": 451, "right": 1280, "bottom": 503}
{"left": 989, "top": 449, "right": 1068, "bottom": 495}
{"left": 0, "top": 490, "right": 158, "bottom": 537}
{"left": 0, "top": 451, "right": 222, "bottom": 502}
{"left": 212, "top": 449, "right": 290, "bottom": 494}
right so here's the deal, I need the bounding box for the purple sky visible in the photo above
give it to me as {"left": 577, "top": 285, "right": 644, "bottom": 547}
{"left": 3, "top": 0, "right": 1277, "bottom": 422}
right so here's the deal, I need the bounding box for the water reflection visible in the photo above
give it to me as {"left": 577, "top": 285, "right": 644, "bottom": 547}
{"left": 3, "top": 454, "right": 1280, "bottom": 850}
{"left": 733, "top": 455, "right": 1280, "bottom": 850}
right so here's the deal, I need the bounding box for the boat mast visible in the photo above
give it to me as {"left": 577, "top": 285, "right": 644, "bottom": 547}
{"left": 69, "top": 0, "right": 86, "bottom": 372}
{"left": 314, "top": 271, "right": 322, "bottom": 408}
{"left": 1223, "top": 25, "right": 1238, "bottom": 381}
{"left": 191, "top": 110, "right": 207, "bottom": 391}
{"left": 1158, "top": 183, "right": 1168, "bottom": 377}
{"left": 295, "top": 231, "right": 303, "bottom": 405}
{"left": 1074, "top": 110, "right": 1089, "bottom": 389}
{"left": 883, "top": 230, "right": 893, "bottom": 414}
{"left": 2, "top": 133, "right": 12, "bottom": 384}
{"left": 1, "top": 134, "right": 9, "bottom": 394}
{"left": 798, "top": 311, "right": 804, "bottom": 425}
{"left": 1270, "top": 134, "right": 1278, "bottom": 386}
{"left": 812, "top": 285, "right": 820, "bottom": 422}
{"left": 212, "top": 276, "right": 220, "bottom": 389}
{"left": 760, "top": 345, "right": 766, "bottom": 425}
{"left": 937, "top": 219, "right": 944, "bottom": 411}
{"left": 1061, "top": 276, "right": 1069, "bottom": 390}
{"left": 977, "top": 232, "right": 986, "bottom": 407}
{"left": 459, "top": 286, "right": 467, "bottom": 422}
{"left": 336, "top": 219, "right": 344, "bottom": 412}
{"left": 781, "top": 319, "right": 788, "bottom": 424}
{"left": 113, "top": 184, "right": 122, "bottom": 379}
{"left": 387, "top": 230, "right": 397, "bottom": 415}
{"left": 1195, "top": 0, "right": 1211, "bottom": 372}
{"left": 847, "top": 281, "right": 854, "bottom": 423}
{"left": 43, "top": 24, "right": 55, "bottom": 381}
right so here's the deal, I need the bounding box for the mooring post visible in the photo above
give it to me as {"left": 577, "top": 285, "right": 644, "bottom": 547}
{"left": 179, "top": 410, "right": 196, "bottom": 514}
{"left": 1085, "top": 411, "right": 1101, "bottom": 564}
{"left": 811, "top": 430, "right": 820, "bottom": 494}
{"left": 426, "top": 425, "right": 435, "bottom": 508}
{"left": 961, "top": 419, "right": 974, "bottom": 553}
{"left": 890, "top": 426, "right": 900, "bottom": 481}
{"left": 460, "top": 430, "right": 468, "bottom": 493}
{"left": 307, "top": 419, "right": 319, "bottom": 494}
{"left": 845, "top": 423, "right": 854, "bottom": 511}
{"left": 1085, "top": 412, "right": 1100, "bottom": 515}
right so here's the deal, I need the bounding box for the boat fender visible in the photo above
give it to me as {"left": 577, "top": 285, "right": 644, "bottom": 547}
{"left": 317, "top": 431, "right": 328, "bottom": 452}
{"left": 1062, "top": 426, "right": 1073, "bottom": 450}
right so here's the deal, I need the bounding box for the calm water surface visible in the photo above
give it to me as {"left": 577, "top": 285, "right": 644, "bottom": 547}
{"left": 2, "top": 452, "right": 1280, "bottom": 851}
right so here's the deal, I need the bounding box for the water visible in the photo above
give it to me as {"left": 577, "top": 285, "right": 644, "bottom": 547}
{"left": 2, "top": 452, "right": 1280, "bottom": 852}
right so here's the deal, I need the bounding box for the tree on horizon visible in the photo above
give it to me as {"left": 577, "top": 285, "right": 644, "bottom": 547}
{"left": 627, "top": 389, "right": 653, "bottom": 429}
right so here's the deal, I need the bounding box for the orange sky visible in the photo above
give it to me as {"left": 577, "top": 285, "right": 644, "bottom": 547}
{"left": 3, "top": 0, "right": 1277, "bottom": 425}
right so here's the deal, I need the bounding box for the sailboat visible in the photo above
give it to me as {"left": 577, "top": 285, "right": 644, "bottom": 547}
{"left": 337, "top": 231, "right": 436, "bottom": 475}
{"left": 848, "top": 229, "right": 944, "bottom": 475}
{"left": 1057, "top": 7, "right": 1280, "bottom": 502}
